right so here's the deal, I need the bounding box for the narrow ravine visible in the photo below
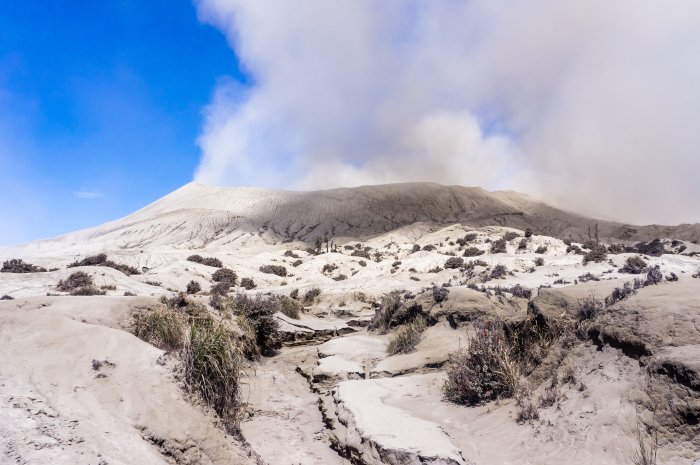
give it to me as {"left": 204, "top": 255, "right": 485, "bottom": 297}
{"left": 240, "top": 342, "right": 352, "bottom": 465}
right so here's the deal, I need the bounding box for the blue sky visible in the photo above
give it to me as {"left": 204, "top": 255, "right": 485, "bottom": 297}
{"left": 0, "top": 0, "right": 245, "bottom": 245}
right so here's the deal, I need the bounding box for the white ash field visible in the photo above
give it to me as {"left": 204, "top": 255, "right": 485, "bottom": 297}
{"left": 1, "top": 182, "right": 700, "bottom": 465}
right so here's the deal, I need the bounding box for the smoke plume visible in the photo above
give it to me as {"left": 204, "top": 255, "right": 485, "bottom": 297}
{"left": 194, "top": 0, "right": 700, "bottom": 225}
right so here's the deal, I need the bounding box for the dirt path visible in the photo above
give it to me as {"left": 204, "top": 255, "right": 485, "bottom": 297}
{"left": 241, "top": 344, "right": 350, "bottom": 465}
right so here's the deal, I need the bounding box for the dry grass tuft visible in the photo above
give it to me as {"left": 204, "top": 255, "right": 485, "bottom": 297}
{"left": 386, "top": 317, "right": 427, "bottom": 355}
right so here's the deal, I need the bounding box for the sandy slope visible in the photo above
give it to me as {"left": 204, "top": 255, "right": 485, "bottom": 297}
{"left": 0, "top": 297, "right": 257, "bottom": 465}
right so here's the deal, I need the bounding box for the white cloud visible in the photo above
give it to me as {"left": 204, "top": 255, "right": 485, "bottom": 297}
{"left": 194, "top": 0, "right": 700, "bottom": 225}
{"left": 73, "top": 190, "right": 104, "bottom": 200}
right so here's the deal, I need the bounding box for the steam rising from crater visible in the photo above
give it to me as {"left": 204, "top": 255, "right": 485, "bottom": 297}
{"left": 194, "top": 0, "right": 700, "bottom": 225}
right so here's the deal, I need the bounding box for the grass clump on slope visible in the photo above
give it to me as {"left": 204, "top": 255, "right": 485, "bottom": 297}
{"left": 132, "top": 294, "right": 245, "bottom": 434}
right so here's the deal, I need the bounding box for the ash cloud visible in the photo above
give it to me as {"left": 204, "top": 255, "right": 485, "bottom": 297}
{"left": 194, "top": 0, "right": 700, "bottom": 225}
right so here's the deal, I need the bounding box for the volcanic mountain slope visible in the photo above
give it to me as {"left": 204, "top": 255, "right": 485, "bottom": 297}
{"left": 6, "top": 182, "right": 700, "bottom": 256}
{"left": 2, "top": 182, "right": 700, "bottom": 465}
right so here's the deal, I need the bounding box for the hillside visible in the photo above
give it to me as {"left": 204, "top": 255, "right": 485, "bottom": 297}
{"left": 5, "top": 182, "right": 700, "bottom": 256}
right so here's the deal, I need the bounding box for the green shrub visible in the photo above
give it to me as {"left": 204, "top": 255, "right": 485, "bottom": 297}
{"left": 534, "top": 257, "right": 545, "bottom": 267}
{"left": 386, "top": 317, "right": 427, "bottom": 355}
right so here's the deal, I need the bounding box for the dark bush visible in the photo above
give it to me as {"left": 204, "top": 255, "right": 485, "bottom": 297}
{"left": 210, "top": 281, "right": 231, "bottom": 296}
{"left": 535, "top": 245, "right": 548, "bottom": 254}
{"left": 490, "top": 238, "right": 507, "bottom": 254}
{"left": 57, "top": 271, "right": 93, "bottom": 292}
{"left": 70, "top": 286, "right": 106, "bottom": 296}
{"left": 443, "top": 321, "right": 519, "bottom": 405}
{"left": 68, "top": 254, "right": 107, "bottom": 267}
{"left": 304, "top": 287, "right": 321, "bottom": 303}
{"left": 524, "top": 229, "right": 533, "bottom": 238}
{"left": 240, "top": 277, "right": 256, "bottom": 290}
{"left": 230, "top": 294, "right": 281, "bottom": 358}
{"left": 187, "top": 255, "right": 223, "bottom": 268}
{"left": 534, "top": 257, "right": 545, "bottom": 266}
{"left": 358, "top": 260, "right": 367, "bottom": 267}
{"left": 370, "top": 291, "right": 403, "bottom": 333}
{"left": 69, "top": 254, "right": 140, "bottom": 275}
{"left": 1, "top": 259, "right": 47, "bottom": 273}
{"left": 351, "top": 249, "right": 371, "bottom": 259}
{"left": 259, "top": 264, "right": 287, "bottom": 277}
{"left": 333, "top": 274, "right": 348, "bottom": 281}
{"left": 292, "top": 259, "right": 303, "bottom": 267}
{"left": 517, "top": 238, "right": 528, "bottom": 250}
{"left": 433, "top": 285, "right": 449, "bottom": 304}
{"left": 666, "top": 272, "right": 679, "bottom": 282}
{"left": 605, "top": 282, "right": 636, "bottom": 306}
{"left": 582, "top": 245, "right": 607, "bottom": 265}
{"left": 186, "top": 280, "right": 201, "bottom": 294}
{"left": 422, "top": 244, "right": 437, "bottom": 252}
{"left": 620, "top": 256, "right": 647, "bottom": 274}
{"left": 411, "top": 244, "right": 421, "bottom": 253}
{"left": 566, "top": 245, "right": 583, "bottom": 255}
{"left": 578, "top": 272, "right": 599, "bottom": 282}
{"left": 283, "top": 250, "right": 300, "bottom": 258}
{"left": 444, "top": 257, "right": 465, "bottom": 269}
{"left": 463, "top": 247, "right": 484, "bottom": 257}
{"left": 101, "top": 261, "right": 140, "bottom": 276}
{"left": 322, "top": 263, "right": 338, "bottom": 274}
{"left": 645, "top": 265, "right": 663, "bottom": 286}
{"left": 212, "top": 268, "right": 237, "bottom": 285}
{"left": 633, "top": 239, "right": 666, "bottom": 257}
{"left": 464, "top": 233, "right": 478, "bottom": 242}
{"left": 507, "top": 284, "right": 531, "bottom": 299}
{"left": 490, "top": 264, "right": 508, "bottom": 280}
{"left": 577, "top": 296, "right": 604, "bottom": 320}
{"left": 503, "top": 232, "right": 520, "bottom": 241}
